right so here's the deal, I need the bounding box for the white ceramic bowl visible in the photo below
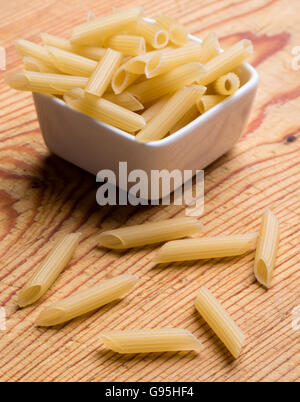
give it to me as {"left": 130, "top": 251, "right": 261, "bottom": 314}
{"left": 33, "top": 35, "right": 258, "bottom": 200}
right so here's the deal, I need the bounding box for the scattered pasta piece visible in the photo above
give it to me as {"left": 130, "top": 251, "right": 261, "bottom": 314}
{"left": 100, "top": 328, "right": 203, "bottom": 353}
{"left": 154, "top": 233, "right": 258, "bottom": 263}
{"left": 98, "top": 217, "right": 203, "bottom": 249}
{"left": 254, "top": 209, "right": 279, "bottom": 288}
{"left": 36, "top": 274, "right": 138, "bottom": 326}
{"left": 18, "top": 233, "right": 81, "bottom": 307}
{"left": 195, "top": 286, "right": 245, "bottom": 358}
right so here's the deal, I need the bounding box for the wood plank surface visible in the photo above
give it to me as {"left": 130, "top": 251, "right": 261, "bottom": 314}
{"left": 0, "top": 0, "right": 300, "bottom": 382}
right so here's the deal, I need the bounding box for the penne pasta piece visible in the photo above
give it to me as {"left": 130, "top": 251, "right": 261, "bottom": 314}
{"left": 36, "top": 274, "right": 138, "bottom": 326}
{"left": 15, "top": 39, "right": 54, "bottom": 67}
{"left": 197, "top": 95, "right": 226, "bottom": 113}
{"left": 146, "top": 42, "right": 206, "bottom": 78}
{"left": 170, "top": 104, "right": 199, "bottom": 133}
{"left": 45, "top": 46, "right": 97, "bottom": 76}
{"left": 111, "top": 64, "right": 140, "bottom": 94}
{"left": 104, "top": 91, "right": 144, "bottom": 111}
{"left": 136, "top": 19, "right": 169, "bottom": 49}
{"left": 124, "top": 52, "right": 162, "bottom": 77}
{"left": 254, "top": 209, "right": 279, "bottom": 288}
{"left": 200, "top": 32, "right": 221, "bottom": 63}
{"left": 64, "top": 89, "right": 145, "bottom": 132}
{"left": 41, "top": 33, "right": 106, "bottom": 61}
{"left": 197, "top": 39, "right": 253, "bottom": 86}
{"left": 41, "top": 33, "right": 73, "bottom": 51}
{"left": 213, "top": 72, "right": 240, "bottom": 95}
{"left": 154, "top": 233, "right": 258, "bottom": 263}
{"left": 100, "top": 328, "right": 203, "bottom": 353}
{"left": 71, "top": 7, "right": 144, "bottom": 46}
{"left": 17, "top": 233, "right": 81, "bottom": 307}
{"left": 107, "top": 34, "right": 146, "bottom": 56}
{"left": 85, "top": 48, "right": 122, "bottom": 97}
{"left": 127, "top": 62, "right": 207, "bottom": 104}
{"left": 136, "top": 85, "right": 205, "bottom": 142}
{"left": 195, "top": 286, "right": 245, "bottom": 358}
{"left": 23, "top": 56, "right": 60, "bottom": 74}
{"left": 98, "top": 217, "right": 203, "bottom": 249}
{"left": 141, "top": 95, "right": 170, "bottom": 123}
{"left": 76, "top": 46, "right": 106, "bottom": 61}
{"left": 6, "top": 70, "right": 88, "bottom": 95}
{"left": 155, "top": 14, "right": 188, "bottom": 46}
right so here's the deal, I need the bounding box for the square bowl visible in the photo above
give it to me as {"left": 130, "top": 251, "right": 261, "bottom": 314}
{"left": 33, "top": 34, "right": 258, "bottom": 200}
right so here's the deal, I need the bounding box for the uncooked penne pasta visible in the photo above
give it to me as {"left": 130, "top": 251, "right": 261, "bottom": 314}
{"left": 46, "top": 46, "right": 97, "bottom": 76}
{"left": 195, "top": 286, "right": 245, "bottom": 358}
{"left": 104, "top": 91, "right": 144, "bottom": 111}
{"left": 214, "top": 72, "right": 240, "bottom": 95}
{"left": 6, "top": 70, "right": 88, "bottom": 95}
{"left": 100, "top": 328, "right": 203, "bottom": 353}
{"left": 136, "top": 85, "right": 205, "bottom": 142}
{"left": 124, "top": 51, "right": 162, "bottom": 75}
{"left": 23, "top": 56, "right": 60, "bottom": 74}
{"left": 146, "top": 42, "right": 206, "bottom": 78}
{"left": 197, "top": 95, "right": 226, "bottom": 113}
{"left": 15, "top": 40, "right": 54, "bottom": 67}
{"left": 10, "top": 11, "right": 254, "bottom": 140}
{"left": 200, "top": 32, "right": 221, "bottom": 63}
{"left": 41, "top": 33, "right": 106, "bottom": 61}
{"left": 136, "top": 19, "right": 169, "bottom": 49}
{"left": 71, "top": 7, "right": 144, "bottom": 46}
{"left": 36, "top": 274, "right": 138, "bottom": 326}
{"left": 85, "top": 48, "right": 122, "bottom": 97}
{"left": 107, "top": 34, "right": 146, "bottom": 56}
{"left": 154, "top": 233, "right": 258, "bottom": 263}
{"left": 98, "top": 217, "right": 203, "bottom": 249}
{"left": 254, "top": 209, "right": 279, "bottom": 288}
{"left": 155, "top": 14, "right": 187, "bottom": 46}
{"left": 197, "top": 39, "right": 253, "bottom": 86}
{"left": 64, "top": 89, "right": 145, "bottom": 133}
{"left": 170, "top": 104, "right": 199, "bottom": 133}
{"left": 127, "top": 62, "right": 207, "bottom": 104}
{"left": 76, "top": 46, "right": 106, "bottom": 61}
{"left": 111, "top": 64, "right": 140, "bottom": 94}
{"left": 41, "top": 33, "right": 74, "bottom": 52}
{"left": 18, "top": 233, "right": 81, "bottom": 307}
{"left": 141, "top": 95, "right": 170, "bottom": 123}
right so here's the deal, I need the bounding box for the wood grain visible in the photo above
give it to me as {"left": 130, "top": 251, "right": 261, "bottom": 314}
{"left": 0, "top": 0, "right": 300, "bottom": 382}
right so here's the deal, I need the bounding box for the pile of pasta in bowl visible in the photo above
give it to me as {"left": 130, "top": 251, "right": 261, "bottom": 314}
{"left": 6, "top": 7, "right": 253, "bottom": 142}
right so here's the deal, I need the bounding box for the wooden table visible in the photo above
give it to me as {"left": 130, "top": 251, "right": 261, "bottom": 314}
{"left": 0, "top": 0, "right": 299, "bottom": 382}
